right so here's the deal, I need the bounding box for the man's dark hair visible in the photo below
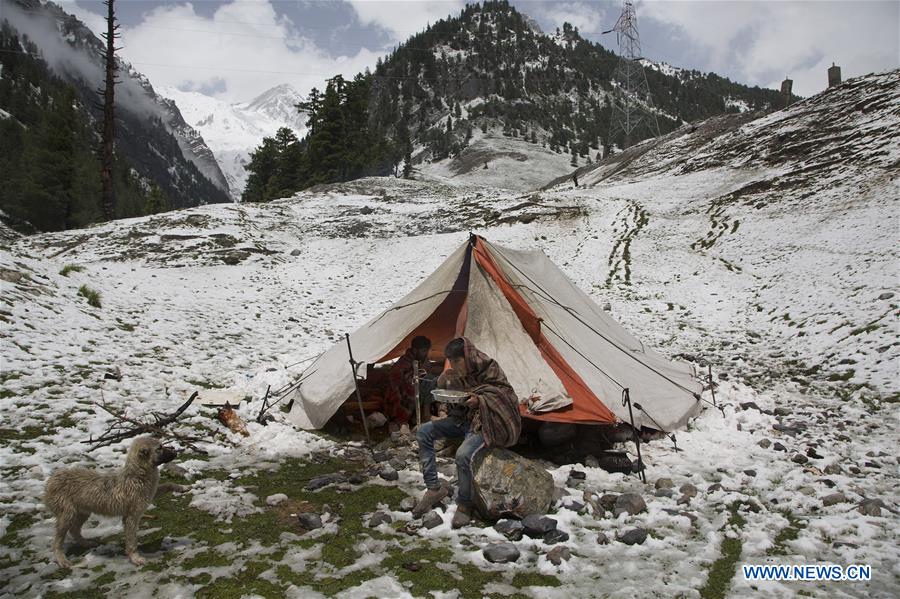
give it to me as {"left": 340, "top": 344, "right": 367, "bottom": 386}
{"left": 411, "top": 336, "right": 431, "bottom": 351}
{"left": 444, "top": 338, "right": 465, "bottom": 360}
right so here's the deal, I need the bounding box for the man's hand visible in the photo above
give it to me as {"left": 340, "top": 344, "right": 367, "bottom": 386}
{"left": 465, "top": 394, "right": 479, "bottom": 408}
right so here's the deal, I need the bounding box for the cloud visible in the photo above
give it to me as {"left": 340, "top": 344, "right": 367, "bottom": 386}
{"left": 641, "top": 0, "right": 899, "bottom": 96}
{"left": 60, "top": 0, "right": 384, "bottom": 103}
{"left": 532, "top": 1, "right": 607, "bottom": 34}
{"left": 346, "top": 0, "right": 466, "bottom": 42}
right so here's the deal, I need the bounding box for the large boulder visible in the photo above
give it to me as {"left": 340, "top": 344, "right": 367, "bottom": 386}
{"left": 473, "top": 448, "right": 554, "bottom": 521}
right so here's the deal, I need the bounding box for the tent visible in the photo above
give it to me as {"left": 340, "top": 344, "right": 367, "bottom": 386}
{"left": 288, "top": 235, "right": 703, "bottom": 432}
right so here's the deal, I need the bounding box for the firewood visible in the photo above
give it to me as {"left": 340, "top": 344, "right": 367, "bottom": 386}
{"left": 217, "top": 406, "right": 250, "bottom": 436}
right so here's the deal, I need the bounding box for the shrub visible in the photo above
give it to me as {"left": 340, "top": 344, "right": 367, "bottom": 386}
{"left": 59, "top": 264, "right": 84, "bottom": 276}
{"left": 78, "top": 285, "right": 101, "bottom": 308}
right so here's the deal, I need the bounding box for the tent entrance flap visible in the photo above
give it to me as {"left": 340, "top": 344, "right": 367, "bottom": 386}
{"left": 472, "top": 238, "right": 618, "bottom": 425}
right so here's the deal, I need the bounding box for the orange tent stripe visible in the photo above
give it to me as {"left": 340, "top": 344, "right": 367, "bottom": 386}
{"left": 472, "top": 239, "right": 617, "bottom": 424}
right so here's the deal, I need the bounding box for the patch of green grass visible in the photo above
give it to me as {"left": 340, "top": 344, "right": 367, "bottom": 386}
{"left": 185, "top": 379, "right": 224, "bottom": 390}
{"left": 827, "top": 369, "right": 855, "bottom": 382}
{"left": 768, "top": 512, "right": 805, "bottom": 556}
{"left": 0, "top": 426, "right": 47, "bottom": 441}
{"left": 59, "top": 265, "right": 85, "bottom": 276}
{"left": 196, "top": 559, "right": 283, "bottom": 598}
{"left": 181, "top": 550, "right": 232, "bottom": 570}
{"left": 699, "top": 503, "right": 745, "bottom": 599}
{"left": 78, "top": 285, "right": 101, "bottom": 308}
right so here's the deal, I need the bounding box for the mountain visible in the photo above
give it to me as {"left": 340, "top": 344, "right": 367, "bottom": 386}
{"left": 161, "top": 84, "right": 307, "bottom": 200}
{"left": 0, "top": 0, "right": 230, "bottom": 230}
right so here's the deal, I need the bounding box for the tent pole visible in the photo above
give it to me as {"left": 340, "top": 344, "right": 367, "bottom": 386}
{"left": 623, "top": 388, "right": 646, "bottom": 483}
{"left": 345, "top": 333, "right": 371, "bottom": 444}
{"left": 708, "top": 364, "right": 717, "bottom": 408}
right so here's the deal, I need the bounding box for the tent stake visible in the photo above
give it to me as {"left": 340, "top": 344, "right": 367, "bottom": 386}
{"left": 622, "top": 388, "right": 646, "bottom": 483}
{"left": 345, "top": 333, "right": 371, "bottom": 444}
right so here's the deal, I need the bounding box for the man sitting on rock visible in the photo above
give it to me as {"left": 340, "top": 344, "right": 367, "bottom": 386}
{"left": 412, "top": 337, "right": 522, "bottom": 528}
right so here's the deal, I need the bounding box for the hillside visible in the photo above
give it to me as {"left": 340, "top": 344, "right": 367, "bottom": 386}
{"left": 0, "top": 0, "right": 230, "bottom": 230}
{"left": 161, "top": 84, "right": 308, "bottom": 201}
{"left": 0, "top": 71, "right": 896, "bottom": 597}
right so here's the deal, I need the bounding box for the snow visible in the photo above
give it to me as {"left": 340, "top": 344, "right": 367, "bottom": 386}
{"left": 160, "top": 85, "right": 308, "bottom": 201}
{"left": 1, "top": 70, "right": 898, "bottom": 597}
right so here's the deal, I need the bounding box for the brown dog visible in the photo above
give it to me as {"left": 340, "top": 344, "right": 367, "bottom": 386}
{"left": 44, "top": 436, "right": 185, "bottom": 568}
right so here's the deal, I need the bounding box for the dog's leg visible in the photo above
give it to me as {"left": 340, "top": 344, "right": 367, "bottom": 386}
{"left": 123, "top": 513, "right": 146, "bottom": 566}
{"left": 70, "top": 512, "right": 97, "bottom": 547}
{"left": 155, "top": 483, "right": 189, "bottom": 497}
{"left": 52, "top": 512, "right": 74, "bottom": 569}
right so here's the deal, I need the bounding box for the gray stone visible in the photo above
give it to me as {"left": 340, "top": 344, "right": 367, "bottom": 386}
{"left": 297, "top": 513, "right": 323, "bottom": 530}
{"left": 389, "top": 457, "right": 406, "bottom": 471}
{"left": 806, "top": 447, "right": 824, "bottom": 460}
{"left": 824, "top": 463, "right": 842, "bottom": 475}
{"left": 655, "top": 478, "right": 675, "bottom": 490}
{"left": 858, "top": 499, "right": 883, "bottom": 516}
{"left": 655, "top": 489, "right": 674, "bottom": 498}
{"left": 614, "top": 493, "right": 647, "bottom": 517}
{"left": 773, "top": 442, "right": 787, "bottom": 452}
{"left": 663, "top": 508, "right": 698, "bottom": 524}
{"left": 473, "top": 448, "right": 555, "bottom": 520}
{"left": 368, "top": 511, "right": 393, "bottom": 527}
{"left": 877, "top": 292, "right": 894, "bottom": 300}
{"left": 740, "top": 401, "right": 761, "bottom": 411}
{"left": 493, "top": 519, "right": 524, "bottom": 541}
{"left": 306, "top": 473, "right": 348, "bottom": 491}
{"left": 379, "top": 465, "right": 399, "bottom": 481}
{"left": 399, "top": 497, "right": 416, "bottom": 512}
{"left": 483, "top": 542, "right": 520, "bottom": 564}
{"left": 679, "top": 484, "right": 698, "bottom": 498}
{"left": 757, "top": 439, "right": 772, "bottom": 449}
{"left": 708, "top": 483, "right": 723, "bottom": 493}
{"left": 562, "top": 499, "right": 585, "bottom": 513}
{"left": 773, "top": 407, "right": 791, "bottom": 417}
{"left": 599, "top": 494, "right": 619, "bottom": 511}
{"left": 677, "top": 494, "right": 692, "bottom": 506}
{"left": 422, "top": 510, "right": 444, "bottom": 529}
{"left": 546, "top": 545, "right": 572, "bottom": 565}
{"left": 791, "top": 454, "right": 809, "bottom": 465}
{"left": 523, "top": 515, "right": 558, "bottom": 537}
{"left": 618, "top": 528, "right": 648, "bottom": 545}
{"left": 372, "top": 451, "right": 391, "bottom": 463}
{"left": 543, "top": 529, "right": 570, "bottom": 545}
{"left": 348, "top": 473, "right": 366, "bottom": 485}
{"left": 744, "top": 470, "right": 757, "bottom": 477}
{"left": 290, "top": 248, "right": 301, "bottom": 256}
{"left": 822, "top": 492, "right": 847, "bottom": 507}
{"left": 596, "top": 532, "right": 610, "bottom": 545}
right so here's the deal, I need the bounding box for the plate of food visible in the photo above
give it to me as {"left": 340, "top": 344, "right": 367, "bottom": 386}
{"left": 430, "top": 389, "right": 470, "bottom": 404}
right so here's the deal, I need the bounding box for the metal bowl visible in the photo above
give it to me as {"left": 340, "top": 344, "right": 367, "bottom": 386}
{"left": 431, "top": 389, "right": 469, "bottom": 404}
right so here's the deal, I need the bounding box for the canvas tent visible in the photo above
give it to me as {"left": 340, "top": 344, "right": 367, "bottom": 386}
{"left": 288, "top": 235, "right": 703, "bottom": 432}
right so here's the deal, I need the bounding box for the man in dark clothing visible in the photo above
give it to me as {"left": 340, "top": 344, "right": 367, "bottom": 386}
{"left": 385, "top": 336, "right": 433, "bottom": 426}
{"left": 412, "top": 337, "right": 522, "bottom": 529}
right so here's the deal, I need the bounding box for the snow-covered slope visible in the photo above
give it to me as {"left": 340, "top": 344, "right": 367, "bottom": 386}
{"left": 162, "top": 85, "right": 308, "bottom": 201}
{"left": 1, "top": 72, "right": 897, "bottom": 597}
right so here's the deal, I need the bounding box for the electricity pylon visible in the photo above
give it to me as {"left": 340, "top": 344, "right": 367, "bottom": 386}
{"left": 604, "top": 0, "right": 660, "bottom": 151}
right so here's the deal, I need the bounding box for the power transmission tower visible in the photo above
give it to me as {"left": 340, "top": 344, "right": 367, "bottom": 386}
{"left": 603, "top": 0, "right": 660, "bottom": 151}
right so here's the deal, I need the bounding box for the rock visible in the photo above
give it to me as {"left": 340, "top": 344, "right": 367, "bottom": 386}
{"left": 348, "top": 473, "right": 366, "bottom": 485}
{"left": 773, "top": 407, "right": 791, "bottom": 417}
{"left": 679, "top": 484, "right": 698, "bottom": 498}
{"left": 655, "top": 478, "right": 675, "bottom": 490}
{"left": 523, "top": 515, "right": 558, "bottom": 538}
{"left": 379, "top": 465, "right": 399, "bottom": 481}
{"left": 773, "top": 423, "right": 802, "bottom": 435}
{"left": 773, "top": 442, "right": 787, "bottom": 452}
{"left": 744, "top": 470, "right": 757, "bottom": 477}
{"left": 566, "top": 476, "right": 584, "bottom": 488}
{"left": 819, "top": 478, "right": 836, "bottom": 488}
{"left": 569, "top": 470, "right": 587, "bottom": 480}
{"left": 740, "top": 401, "right": 761, "bottom": 411}
{"left": 399, "top": 497, "right": 417, "bottom": 512}
{"left": 366, "top": 411, "right": 388, "bottom": 428}
{"left": 372, "top": 451, "right": 391, "bottom": 463}
{"left": 824, "top": 463, "right": 842, "bottom": 475}
{"left": 596, "top": 532, "right": 610, "bottom": 545}
{"left": 306, "top": 473, "right": 348, "bottom": 491}
{"left": 369, "top": 512, "right": 393, "bottom": 527}
{"left": 290, "top": 248, "right": 301, "bottom": 256}
{"left": 877, "top": 292, "right": 894, "bottom": 300}
{"left": 792, "top": 454, "right": 809, "bottom": 465}
{"left": 483, "top": 542, "right": 520, "bottom": 564}
{"left": 389, "top": 457, "right": 406, "bottom": 471}
{"left": 618, "top": 528, "right": 648, "bottom": 545}
{"left": 596, "top": 451, "right": 635, "bottom": 474}
{"left": 543, "top": 529, "right": 570, "bottom": 544}
{"left": 614, "top": 493, "right": 647, "bottom": 517}
{"left": 663, "top": 508, "right": 698, "bottom": 524}
{"left": 655, "top": 488, "right": 674, "bottom": 498}
{"left": 799, "top": 486, "right": 816, "bottom": 496}
{"left": 806, "top": 447, "right": 824, "bottom": 459}
{"left": 822, "top": 492, "right": 847, "bottom": 507}
{"left": 266, "top": 493, "right": 288, "bottom": 506}
{"left": 757, "top": 439, "right": 772, "bottom": 449}
{"left": 833, "top": 541, "right": 860, "bottom": 549}
{"left": 857, "top": 499, "right": 883, "bottom": 516}
{"left": 546, "top": 545, "right": 572, "bottom": 565}
{"left": 473, "top": 448, "right": 555, "bottom": 520}
{"left": 422, "top": 510, "right": 444, "bottom": 529}
{"left": 562, "top": 499, "right": 585, "bottom": 513}
{"left": 599, "top": 494, "right": 619, "bottom": 511}
{"left": 677, "top": 495, "right": 692, "bottom": 506}
{"left": 493, "top": 519, "right": 524, "bottom": 541}
{"left": 297, "top": 513, "right": 323, "bottom": 530}
{"left": 708, "top": 483, "right": 723, "bottom": 493}
{"left": 584, "top": 455, "right": 600, "bottom": 468}
{"left": 359, "top": 205, "right": 374, "bottom": 215}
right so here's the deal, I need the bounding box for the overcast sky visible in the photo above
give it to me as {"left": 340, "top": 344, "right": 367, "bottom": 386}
{"left": 59, "top": 0, "right": 899, "bottom": 103}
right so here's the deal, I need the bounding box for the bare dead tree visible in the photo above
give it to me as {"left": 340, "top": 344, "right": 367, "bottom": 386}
{"left": 98, "top": 0, "right": 121, "bottom": 221}
{"left": 84, "top": 392, "right": 206, "bottom": 453}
